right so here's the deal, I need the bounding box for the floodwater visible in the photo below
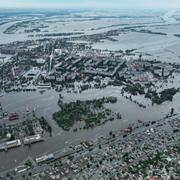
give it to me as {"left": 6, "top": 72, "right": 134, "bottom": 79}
{"left": 0, "top": 86, "right": 180, "bottom": 172}
{"left": 1, "top": 9, "right": 180, "bottom": 172}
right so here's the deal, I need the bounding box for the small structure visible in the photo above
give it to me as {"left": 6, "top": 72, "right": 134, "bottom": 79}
{"left": 36, "top": 153, "right": 54, "bottom": 164}
{"left": 23, "top": 134, "right": 44, "bottom": 145}
{"left": 0, "top": 139, "right": 21, "bottom": 151}
{"left": 9, "top": 112, "right": 19, "bottom": 121}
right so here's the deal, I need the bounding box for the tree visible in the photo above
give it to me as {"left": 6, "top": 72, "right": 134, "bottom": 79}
{"left": 170, "top": 108, "right": 174, "bottom": 115}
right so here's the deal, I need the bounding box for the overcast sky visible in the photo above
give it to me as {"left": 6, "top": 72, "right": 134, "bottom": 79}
{"left": 0, "top": 0, "right": 180, "bottom": 9}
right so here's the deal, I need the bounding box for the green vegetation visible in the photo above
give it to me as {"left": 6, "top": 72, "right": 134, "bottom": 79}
{"left": 53, "top": 97, "right": 118, "bottom": 131}
{"left": 140, "top": 153, "right": 162, "bottom": 168}
{"left": 145, "top": 88, "right": 178, "bottom": 105}
{"left": 122, "top": 83, "right": 145, "bottom": 95}
{"left": 24, "top": 160, "right": 33, "bottom": 168}
{"left": 25, "top": 122, "right": 35, "bottom": 136}
{"left": 130, "top": 152, "right": 163, "bottom": 175}
{"left": 39, "top": 117, "right": 52, "bottom": 136}
{"left": 174, "top": 145, "right": 180, "bottom": 154}
{"left": 0, "top": 125, "right": 7, "bottom": 139}
{"left": 108, "top": 79, "right": 124, "bottom": 86}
